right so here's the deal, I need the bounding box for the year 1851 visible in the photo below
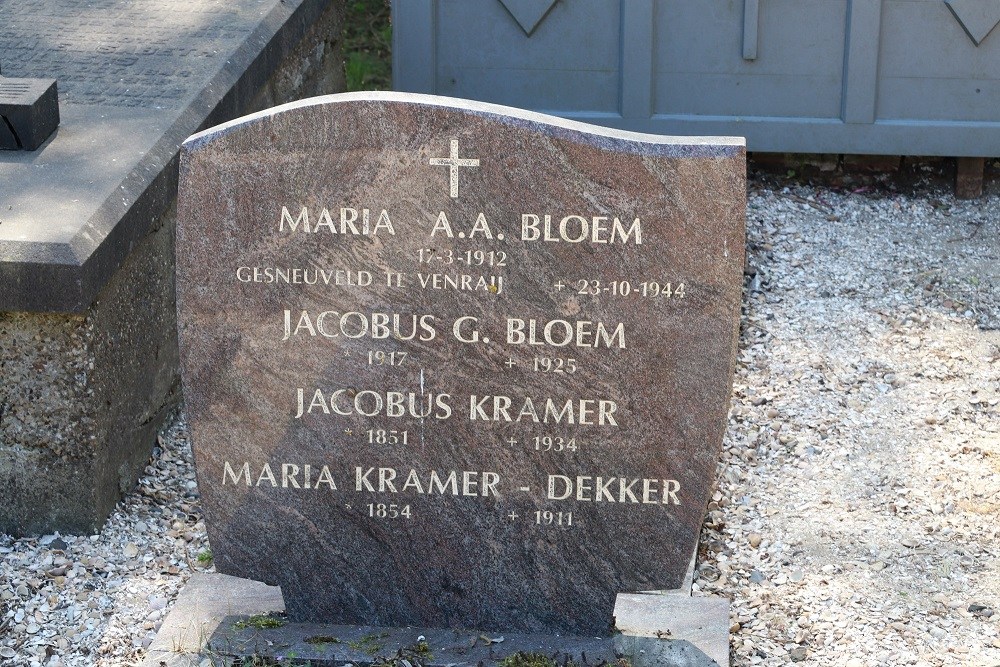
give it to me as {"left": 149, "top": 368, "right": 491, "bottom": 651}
{"left": 367, "top": 429, "right": 409, "bottom": 445}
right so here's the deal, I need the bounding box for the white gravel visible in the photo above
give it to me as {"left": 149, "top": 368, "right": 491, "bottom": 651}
{"left": 695, "top": 175, "right": 1000, "bottom": 666}
{"left": 1, "top": 174, "right": 998, "bottom": 666}
{"left": 0, "top": 418, "right": 212, "bottom": 666}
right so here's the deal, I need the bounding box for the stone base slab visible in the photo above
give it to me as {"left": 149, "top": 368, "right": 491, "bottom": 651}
{"left": 144, "top": 574, "right": 729, "bottom": 667}
{"left": 142, "top": 573, "right": 285, "bottom": 667}
{"left": 614, "top": 593, "right": 730, "bottom": 667}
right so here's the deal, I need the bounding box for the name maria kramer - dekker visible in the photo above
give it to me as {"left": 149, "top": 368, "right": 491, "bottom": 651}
{"left": 220, "top": 462, "right": 681, "bottom": 504}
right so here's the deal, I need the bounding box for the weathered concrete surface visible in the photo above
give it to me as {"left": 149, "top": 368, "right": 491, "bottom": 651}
{"left": 614, "top": 593, "right": 730, "bottom": 667}
{"left": 210, "top": 619, "right": 621, "bottom": 667}
{"left": 0, "top": 205, "right": 179, "bottom": 535}
{"left": 0, "top": 0, "right": 346, "bottom": 537}
{"left": 142, "top": 573, "right": 285, "bottom": 667}
{"left": 145, "top": 574, "right": 724, "bottom": 667}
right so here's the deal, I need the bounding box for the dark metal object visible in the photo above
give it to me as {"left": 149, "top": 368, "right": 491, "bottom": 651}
{"left": 0, "top": 76, "right": 59, "bottom": 150}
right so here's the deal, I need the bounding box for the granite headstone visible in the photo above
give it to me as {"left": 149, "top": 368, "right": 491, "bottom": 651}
{"left": 176, "top": 92, "right": 744, "bottom": 635}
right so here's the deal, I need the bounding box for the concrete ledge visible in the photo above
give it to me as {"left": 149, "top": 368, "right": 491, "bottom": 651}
{"left": 146, "top": 575, "right": 731, "bottom": 667}
{"left": 142, "top": 573, "right": 285, "bottom": 667}
{"left": 0, "top": 206, "right": 181, "bottom": 535}
{"left": 614, "top": 593, "right": 730, "bottom": 667}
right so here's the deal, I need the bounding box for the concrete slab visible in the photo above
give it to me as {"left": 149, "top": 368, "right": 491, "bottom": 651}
{"left": 141, "top": 573, "right": 285, "bottom": 667}
{"left": 614, "top": 593, "right": 730, "bottom": 667}
{"left": 0, "top": 0, "right": 338, "bottom": 312}
{"left": 145, "top": 574, "right": 730, "bottom": 667}
{"left": 208, "top": 620, "right": 617, "bottom": 666}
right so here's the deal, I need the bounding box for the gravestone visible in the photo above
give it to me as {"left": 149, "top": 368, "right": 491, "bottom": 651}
{"left": 176, "top": 92, "right": 744, "bottom": 636}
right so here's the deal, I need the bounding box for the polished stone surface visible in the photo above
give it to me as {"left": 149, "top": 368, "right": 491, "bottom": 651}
{"left": 177, "top": 92, "right": 744, "bottom": 634}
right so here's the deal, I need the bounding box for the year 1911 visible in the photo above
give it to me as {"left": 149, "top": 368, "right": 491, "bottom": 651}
{"left": 535, "top": 510, "right": 573, "bottom": 526}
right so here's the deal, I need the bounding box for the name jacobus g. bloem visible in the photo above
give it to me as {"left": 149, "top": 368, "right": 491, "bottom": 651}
{"left": 281, "top": 310, "right": 627, "bottom": 349}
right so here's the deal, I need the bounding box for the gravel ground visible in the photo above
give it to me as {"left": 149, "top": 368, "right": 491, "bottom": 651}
{"left": 696, "top": 173, "right": 1000, "bottom": 666}
{"left": 0, "top": 418, "right": 211, "bottom": 666}
{"left": 2, "top": 173, "right": 999, "bottom": 666}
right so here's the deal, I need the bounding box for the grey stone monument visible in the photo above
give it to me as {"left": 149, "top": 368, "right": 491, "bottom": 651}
{"left": 176, "top": 92, "right": 744, "bottom": 641}
{"left": 0, "top": 0, "right": 344, "bottom": 536}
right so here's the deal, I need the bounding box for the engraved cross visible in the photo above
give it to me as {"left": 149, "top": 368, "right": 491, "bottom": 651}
{"left": 429, "top": 139, "right": 479, "bottom": 198}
